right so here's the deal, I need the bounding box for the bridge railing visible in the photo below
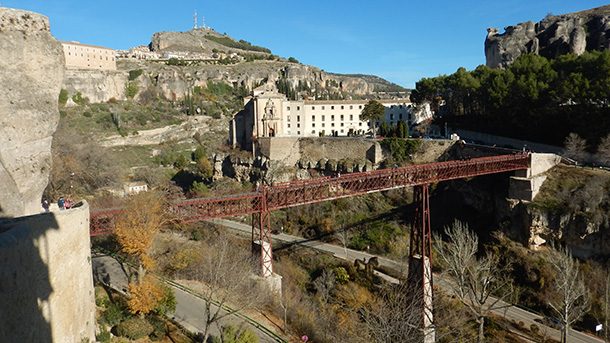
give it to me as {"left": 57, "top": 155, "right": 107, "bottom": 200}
{"left": 90, "top": 153, "right": 529, "bottom": 235}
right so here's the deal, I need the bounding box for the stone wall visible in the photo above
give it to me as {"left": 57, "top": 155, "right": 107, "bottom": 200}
{"left": 0, "top": 202, "right": 95, "bottom": 342}
{"left": 257, "top": 137, "right": 382, "bottom": 167}
{"left": 0, "top": 8, "right": 64, "bottom": 217}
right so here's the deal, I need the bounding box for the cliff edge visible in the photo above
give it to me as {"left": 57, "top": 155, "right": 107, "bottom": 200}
{"left": 485, "top": 5, "right": 610, "bottom": 68}
{"left": 0, "top": 8, "right": 64, "bottom": 216}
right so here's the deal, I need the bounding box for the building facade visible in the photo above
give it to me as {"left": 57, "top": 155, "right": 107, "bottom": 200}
{"left": 230, "top": 84, "right": 431, "bottom": 149}
{"left": 61, "top": 41, "right": 116, "bottom": 71}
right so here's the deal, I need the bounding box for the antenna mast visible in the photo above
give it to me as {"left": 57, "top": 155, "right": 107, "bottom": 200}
{"left": 193, "top": 10, "right": 198, "bottom": 29}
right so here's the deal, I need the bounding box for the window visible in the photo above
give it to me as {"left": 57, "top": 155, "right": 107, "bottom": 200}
{"left": 297, "top": 116, "right": 300, "bottom": 121}
{"left": 312, "top": 106, "right": 315, "bottom": 110}
{"left": 288, "top": 124, "right": 291, "bottom": 128}
{"left": 390, "top": 114, "right": 394, "bottom": 120}
{"left": 350, "top": 114, "right": 353, "bottom": 120}
{"left": 331, "top": 115, "right": 335, "bottom": 121}
{"left": 340, "top": 123, "right": 344, "bottom": 127}
{"left": 399, "top": 113, "right": 403, "bottom": 120}
{"left": 399, "top": 105, "right": 403, "bottom": 109}
{"left": 322, "top": 115, "right": 325, "bottom": 121}
{"left": 359, "top": 105, "right": 362, "bottom": 109}
{"left": 322, "top": 123, "right": 325, "bottom": 127}
{"left": 341, "top": 105, "right": 344, "bottom": 109}
{"left": 359, "top": 122, "right": 362, "bottom": 126}
{"left": 331, "top": 106, "right": 335, "bottom": 110}
{"left": 340, "top": 129, "right": 344, "bottom": 133}
{"left": 331, "top": 123, "right": 335, "bottom": 127}
{"left": 297, "top": 123, "right": 300, "bottom": 128}
{"left": 312, "top": 115, "right": 315, "bottom": 121}
{"left": 297, "top": 106, "right": 300, "bottom": 111}
{"left": 312, "top": 123, "right": 316, "bottom": 127}
{"left": 391, "top": 105, "right": 395, "bottom": 108}
{"left": 287, "top": 106, "right": 291, "bottom": 111}
{"left": 287, "top": 116, "right": 291, "bottom": 121}
{"left": 322, "top": 106, "right": 325, "bottom": 110}
{"left": 340, "top": 115, "right": 344, "bottom": 121}
{"left": 297, "top": 131, "right": 301, "bottom": 135}
{"left": 350, "top": 105, "right": 353, "bottom": 110}
{"left": 312, "top": 130, "right": 316, "bottom": 134}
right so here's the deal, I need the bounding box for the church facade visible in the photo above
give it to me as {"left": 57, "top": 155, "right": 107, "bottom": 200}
{"left": 229, "top": 84, "right": 431, "bottom": 150}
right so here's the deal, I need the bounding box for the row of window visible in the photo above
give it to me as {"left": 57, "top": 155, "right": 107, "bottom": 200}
{"left": 286, "top": 113, "right": 410, "bottom": 122}
{"left": 287, "top": 122, "right": 366, "bottom": 129}
{"left": 285, "top": 104, "right": 410, "bottom": 111}
{"left": 286, "top": 104, "right": 364, "bottom": 111}
{"left": 67, "top": 52, "right": 114, "bottom": 61}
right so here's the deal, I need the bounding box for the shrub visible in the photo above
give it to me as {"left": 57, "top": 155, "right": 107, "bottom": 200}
{"left": 58, "top": 89, "right": 69, "bottom": 105}
{"left": 128, "top": 69, "right": 143, "bottom": 81}
{"left": 529, "top": 323, "right": 539, "bottom": 334}
{"left": 334, "top": 266, "right": 350, "bottom": 284}
{"left": 288, "top": 57, "right": 299, "bottom": 63}
{"left": 210, "top": 325, "right": 259, "bottom": 343}
{"left": 103, "top": 301, "right": 127, "bottom": 326}
{"left": 72, "top": 92, "right": 89, "bottom": 105}
{"left": 95, "top": 328, "right": 111, "bottom": 343}
{"left": 125, "top": 81, "right": 139, "bottom": 99}
{"left": 147, "top": 316, "right": 167, "bottom": 341}
{"left": 154, "top": 286, "right": 176, "bottom": 316}
{"left": 190, "top": 181, "right": 209, "bottom": 197}
{"left": 83, "top": 111, "right": 92, "bottom": 118}
{"left": 115, "top": 317, "right": 154, "bottom": 340}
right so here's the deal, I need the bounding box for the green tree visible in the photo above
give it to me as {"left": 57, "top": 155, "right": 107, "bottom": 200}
{"left": 361, "top": 100, "right": 385, "bottom": 138}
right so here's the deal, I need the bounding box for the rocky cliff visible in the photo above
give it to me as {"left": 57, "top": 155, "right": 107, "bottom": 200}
{"left": 0, "top": 8, "right": 64, "bottom": 217}
{"left": 485, "top": 5, "right": 610, "bottom": 68}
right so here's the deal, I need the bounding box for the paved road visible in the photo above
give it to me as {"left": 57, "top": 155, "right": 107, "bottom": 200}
{"left": 92, "top": 255, "right": 283, "bottom": 343}
{"left": 211, "top": 218, "right": 604, "bottom": 343}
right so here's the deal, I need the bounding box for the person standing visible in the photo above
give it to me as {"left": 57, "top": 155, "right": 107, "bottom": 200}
{"left": 41, "top": 199, "right": 50, "bottom": 213}
{"left": 58, "top": 197, "right": 65, "bottom": 210}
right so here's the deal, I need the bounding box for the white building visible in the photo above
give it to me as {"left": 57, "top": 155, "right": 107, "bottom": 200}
{"left": 61, "top": 41, "right": 116, "bottom": 71}
{"left": 230, "top": 84, "right": 431, "bottom": 149}
{"left": 123, "top": 182, "right": 148, "bottom": 195}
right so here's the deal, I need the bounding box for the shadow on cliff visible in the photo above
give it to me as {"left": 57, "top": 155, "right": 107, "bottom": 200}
{"left": 0, "top": 211, "right": 59, "bottom": 342}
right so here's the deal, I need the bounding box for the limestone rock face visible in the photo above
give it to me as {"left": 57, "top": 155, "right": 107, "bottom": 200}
{"left": 485, "top": 5, "right": 610, "bottom": 68}
{"left": 0, "top": 8, "right": 64, "bottom": 216}
{"left": 63, "top": 70, "right": 127, "bottom": 103}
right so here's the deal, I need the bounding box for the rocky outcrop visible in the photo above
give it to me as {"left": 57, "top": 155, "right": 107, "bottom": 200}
{"left": 485, "top": 5, "right": 610, "bottom": 68}
{"left": 0, "top": 8, "right": 64, "bottom": 217}
{"left": 62, "top": 69, "right": 127, "bottom": 103}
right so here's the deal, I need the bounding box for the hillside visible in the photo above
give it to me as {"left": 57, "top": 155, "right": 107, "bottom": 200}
{"left": 485, "top": 4, "right": 610, "bottom": 68}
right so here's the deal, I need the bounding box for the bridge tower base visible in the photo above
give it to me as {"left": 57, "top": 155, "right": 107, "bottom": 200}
{"left": 408, "top": 184, "right": 435, "bottom": 343}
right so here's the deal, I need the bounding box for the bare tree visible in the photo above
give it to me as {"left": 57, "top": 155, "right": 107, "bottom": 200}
{"left": 434, "top": 220, "right": 514, "bottom": 343}
{"left": 184, "top": 235, "right": 268, "bottom": 343}
{"left": 362, "top": 282, "right": 424, "bottom": 343}
{"left": 547, "top": 246, "right": 590, "bottom": 343}
{"left": 595, "top": 133, "right": 610, "bottom": 166}
{"left": 564, "top": 133, "right": 588, "bottom": 163}
{"left": 313, "top": 269, "right": 336, "bottom": 305}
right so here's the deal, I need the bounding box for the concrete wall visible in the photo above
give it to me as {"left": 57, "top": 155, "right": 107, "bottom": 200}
{"left": 509, "top": 153, "right": 562, "bottom": 201}
{"left": 0, "top": 202, "right": 95, "bottom": 343}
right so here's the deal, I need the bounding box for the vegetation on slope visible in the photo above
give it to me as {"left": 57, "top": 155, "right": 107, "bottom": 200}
{"left": 204, "top": 34, "right": 271, "bottom": 53}
{"left": 411, "top": 50, "right": 610, "bottom": 147}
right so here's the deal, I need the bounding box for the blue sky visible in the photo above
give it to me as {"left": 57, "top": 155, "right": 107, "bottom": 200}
{"left": 3, "top": 1, "right": 609, "bottom": 88}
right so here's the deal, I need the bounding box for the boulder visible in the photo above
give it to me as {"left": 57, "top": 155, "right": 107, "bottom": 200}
{"left": 0, "top": 8, "right": 64, "bottom": 216}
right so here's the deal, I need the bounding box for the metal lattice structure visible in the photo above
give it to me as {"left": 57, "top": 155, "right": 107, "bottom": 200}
{"left": 90, "top": 152, "right": 530, "bottom": 264}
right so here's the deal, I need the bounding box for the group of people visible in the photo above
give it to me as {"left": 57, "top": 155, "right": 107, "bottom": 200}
{"left": 41, "top": 197, "right": 73, "bottom": 212}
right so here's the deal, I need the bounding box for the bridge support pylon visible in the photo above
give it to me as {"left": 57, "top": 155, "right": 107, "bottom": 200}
{"left": 408, "top": 184, "right": 435, "bottom": 343}
{"left": 251, "top": 186, "right": 282, "bottom": 293}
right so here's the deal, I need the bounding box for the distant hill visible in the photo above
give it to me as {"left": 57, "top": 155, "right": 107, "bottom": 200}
{"left": 150, "top": 28, "right": 272, "bottom": 56}
{"left": 485, "top": 5, "right": 610, "bottom": 68}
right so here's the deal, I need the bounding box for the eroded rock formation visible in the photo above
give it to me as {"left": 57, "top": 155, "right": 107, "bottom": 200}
{"left": 0, "top": 8, "right": 64, "bottom": 216}
{"left": 485, "top": 5, "right": 610, "bottom": 68}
